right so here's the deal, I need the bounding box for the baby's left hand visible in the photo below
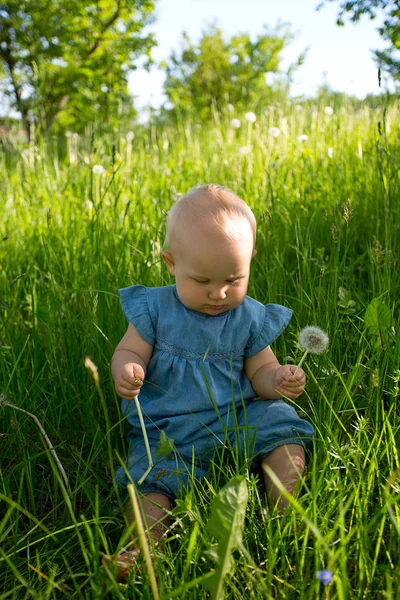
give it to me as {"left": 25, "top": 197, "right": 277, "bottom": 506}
{"left": 275, "top": 365, "right": 306, "bottom": 399}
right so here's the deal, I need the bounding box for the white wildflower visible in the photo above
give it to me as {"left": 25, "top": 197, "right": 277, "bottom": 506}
{"left": 238, "top": 145, "right": 252, "bottom": 156}
{"left": 245, "top": 111, "right": 257, "bottom": 123}
{"left": 327, "top": 147, "right": 334, "bottom": 159}
{"left": 126, "top": 131, "right": 135, "bottom": 141}
{"left": 227, "top": 103, "right": 234, "bottom": 112}
{"left": 324, "top": 106, "right": 334, "bottom": 116}
{"left": 268, "top": 127, "right": 280, "bottom": 138}
{"left": 100, "top": 84, "right": 108, "bottom": 93}
{"left": 294, "top": 326, "right": 329, "bottom": 375}
{"left": 92, "top": 165, "right": 105, "bottom": 175}
{"left": 295, "top": 104, "right": 303, "bottom": 112}
{"left": 298, "top": 134, "right": 308, "bottom": 143}
{"left": 230, "top": 118, "right": 241, "bottom": 129}
{"left": 298, "top": 326, "right": 329, "bottom": 355}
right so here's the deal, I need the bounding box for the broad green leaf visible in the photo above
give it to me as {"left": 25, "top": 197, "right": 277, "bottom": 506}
{"left": 364, "top": 298, "right": 392, "bottom": 347}
{"left": 205, "top": 476, "right": 248, "bottom": 600}
{"left": 156, "top": 430, "right": 174, "bottom": 458}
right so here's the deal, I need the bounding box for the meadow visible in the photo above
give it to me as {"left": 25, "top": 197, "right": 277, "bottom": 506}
{"left": 1, "top": 102, "right": 400, "bottom": 598}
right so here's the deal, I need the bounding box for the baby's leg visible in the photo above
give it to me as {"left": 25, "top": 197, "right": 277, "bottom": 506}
{"left": 103, "top": 492, "right": 171, "bottom": 580}
{"left": 261, "top": 444, "right": 305, "bottom": 512}
{"left": 124, "top": 491, "right": 171, "bottom": 546}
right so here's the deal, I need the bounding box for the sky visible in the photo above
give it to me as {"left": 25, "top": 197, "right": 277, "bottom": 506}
{"left": 129, "top": 0, "right": 388, "bottom": 113}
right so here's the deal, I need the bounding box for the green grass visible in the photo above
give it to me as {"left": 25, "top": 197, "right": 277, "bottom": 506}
{"left": 1, "top": 102, "right": 400, "bottom": 598}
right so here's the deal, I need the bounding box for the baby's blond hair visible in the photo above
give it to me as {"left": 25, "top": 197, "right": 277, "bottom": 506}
{"left": 163, "top": 184, "right": 256, "bottom": 253}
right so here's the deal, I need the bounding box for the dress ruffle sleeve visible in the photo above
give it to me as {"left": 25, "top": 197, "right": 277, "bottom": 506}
{"left": 244, "top": 303, "right": 292, "bottom": 358}
{"left": 118, "top": 285, "right": 156, "bottom": 346}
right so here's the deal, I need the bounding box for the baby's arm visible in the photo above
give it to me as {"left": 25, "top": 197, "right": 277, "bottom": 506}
{"left": 244, "top": 346, "right": 306, "bottom": 400}
{"left": 111, "top": 323, "right": 154, "bottom": 400}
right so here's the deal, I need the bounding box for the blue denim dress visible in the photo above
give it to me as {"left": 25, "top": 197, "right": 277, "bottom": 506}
{"left": 115, "top": 284, "right": 315, "bottom": 500}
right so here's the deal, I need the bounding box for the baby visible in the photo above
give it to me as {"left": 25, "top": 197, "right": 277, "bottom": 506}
{"left": 108, "top": 184, "right": 315, "bottom": 577}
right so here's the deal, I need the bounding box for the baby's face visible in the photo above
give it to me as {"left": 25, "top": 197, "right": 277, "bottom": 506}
{"left": 162, "top": 219, "right": 255, "bottom": 316}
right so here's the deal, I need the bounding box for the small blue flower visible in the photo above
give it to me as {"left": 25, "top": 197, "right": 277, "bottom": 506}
{"left": 316, "top": 570, "right": 333, "bottom": 585}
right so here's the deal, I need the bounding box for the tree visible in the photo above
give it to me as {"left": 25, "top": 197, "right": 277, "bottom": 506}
{"left": 319, "top": 1, "right": 400, "bottom": 86}
{"left": 0, "top": 0, "right": 156, "bottom": 135}
{"left": 161, "top": 24, "right": 303, "bottom": 121}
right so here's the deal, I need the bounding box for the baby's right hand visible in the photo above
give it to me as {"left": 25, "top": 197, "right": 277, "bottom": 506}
{"left": 114, "top": 362, "right": 145, "bottom": 400}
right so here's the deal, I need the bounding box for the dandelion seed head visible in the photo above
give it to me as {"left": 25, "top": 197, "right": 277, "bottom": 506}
{"left": 298, "top": 134, "right": 308, "bottom": 143}
{"left": 126, "top": 131, "right": 135, "bottom": 141}
{"left": 227, "top": 103, "right": 234, "bottom": 112}
{"left": 230, "top": 118, "right": 241, "bottom": 129}
{"left": 298, "top": 326, "right": 329, "bottom": 354}
{"left": 327, "top": 147, "right": 333, "bottom": 158}
{"left": 324, "top": 106, "right": 334, "bottom": 116}
{"left": 316, "top": 570, "right": 333, "bottom": 585}
{"left": 268, "top": 127, "right": 280, "bottom": 138}
{"left": 92, "top": 164, "right": 105, "bottom": 175}
{"left": 238, "top": 145, "right": 252, "bottom": 156}
{"left": 245, "top": 111, "right": 257, "bottom": 123}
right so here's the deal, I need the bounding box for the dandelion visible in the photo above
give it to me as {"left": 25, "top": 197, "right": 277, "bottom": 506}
{"left": 298, "top": 134, "right": 308, "bottom": 143}
{"left": 268, "top": 127, "right": 280, "bottom": 138}
{"left": 92, "top": 164, "right": 105, "bottom": 175}
{"left": 245, "top": 111, "right": 257, "bottom": 123}
{"left": 316, "top": 570, "right": 333, "bottom": 585}
{"left": 238, "top": 145, "right": 252, "bottom": 156}
{"left": 126, "top": 131, "right": 135, "bottom": 141}
{"left": 327, "top": 147, "right": 333, "bottom": 159}
{"left": 324, "top": 106, "right": 334, "bottom": 116}
{"left": 230, "top": 118, "right": 241, "bottom": 129}
{"left": 294, "top": 326, "right": 329, "bottom": 375}
{"left": 227, "top": 103, "right": 234, "bottom": 112}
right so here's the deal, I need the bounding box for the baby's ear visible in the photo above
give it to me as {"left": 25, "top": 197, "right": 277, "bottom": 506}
{"left": 161, "top": 251, "right": 176, "bottom": 275}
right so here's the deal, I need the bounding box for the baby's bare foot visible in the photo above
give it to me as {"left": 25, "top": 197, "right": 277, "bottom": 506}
{"left": 101, "top": 549, "right": 141, "bottom": 583}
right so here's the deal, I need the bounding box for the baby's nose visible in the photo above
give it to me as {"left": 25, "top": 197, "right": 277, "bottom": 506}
{"left": 209, "top": 286, "right": 227, "bottom": 300}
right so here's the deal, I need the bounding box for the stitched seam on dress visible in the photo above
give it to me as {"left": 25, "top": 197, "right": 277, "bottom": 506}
{"left": 156, "top": 337, "right": 244, "bottom": 361}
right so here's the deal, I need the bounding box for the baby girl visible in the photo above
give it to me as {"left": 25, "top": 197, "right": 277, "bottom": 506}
{"left": 108, "top": 183, "right": 315, "bottom": 577}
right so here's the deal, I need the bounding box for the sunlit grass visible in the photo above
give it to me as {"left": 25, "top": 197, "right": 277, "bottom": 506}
{"left": 1, "top": 102, "right": 399, "bottom": 598}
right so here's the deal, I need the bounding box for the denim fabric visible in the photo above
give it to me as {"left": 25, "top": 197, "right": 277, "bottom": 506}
{"left": 115, "top": 284, "right": 315, "bottom": 498}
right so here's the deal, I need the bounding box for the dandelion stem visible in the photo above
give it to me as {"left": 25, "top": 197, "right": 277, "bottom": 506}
{"left": 294, "top": 350, "right": 309, "bottom": 376}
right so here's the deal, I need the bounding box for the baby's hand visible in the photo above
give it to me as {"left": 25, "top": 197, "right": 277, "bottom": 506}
{"left": 275, "top": 365, "right": 306, "bottom": 399}
{"left": 114, "top": 362, "right": 145, "bottom": 400}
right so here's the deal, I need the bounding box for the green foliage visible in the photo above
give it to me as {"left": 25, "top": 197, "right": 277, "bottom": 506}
{"left": 0, "top": 0, "right": 156, "bottom": 134}
{"left": 205, "top": 476, "right": 248, "bottom": 600}
{"left": 156, "top": 430, "right": 175, "bottom": 458}
{"left": 364, "top": 297, "right": 393, "bottom": 348}
{"left": 161, "top": 25, "right": 301, "bottom": 121}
